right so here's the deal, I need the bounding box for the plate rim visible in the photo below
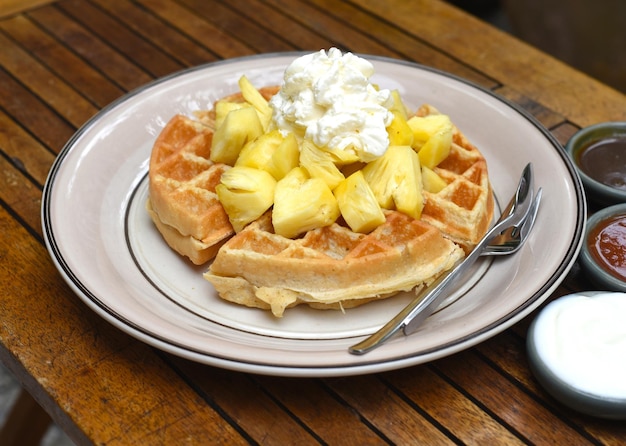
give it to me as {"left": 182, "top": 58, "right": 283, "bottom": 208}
{"left": 41, "top": 52, "right": 586, "bottom": 377}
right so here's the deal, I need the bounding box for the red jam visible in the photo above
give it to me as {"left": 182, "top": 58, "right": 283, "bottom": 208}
{"left": 577, "top": 137, "right": 626, "bottom": 190}
{"left": 588, "top": 214, "right": 626, "bottom": 281}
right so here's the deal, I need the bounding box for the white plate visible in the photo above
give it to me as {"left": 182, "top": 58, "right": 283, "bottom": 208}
{"left": 42, "top": 53, "right": 585, "bottom": 377}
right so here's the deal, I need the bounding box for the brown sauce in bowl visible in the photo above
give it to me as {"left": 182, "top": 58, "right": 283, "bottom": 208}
{"left": 577, "top": 137, "right": 626, "bottom": 190}
{"left": 588, "top": 214, "right": 626, "bottom": 281}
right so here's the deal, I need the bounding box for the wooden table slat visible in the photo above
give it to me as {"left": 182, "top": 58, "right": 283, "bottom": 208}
{"left": 27, "top": 5, "right": 154, "bottom": 91}
{"left": 89, "top": 0, "right": 216, "bottom": 67}
{"left": 0, "top": 31, "right": 97, "bottom": 127}
{"left": 354, "top": 0, "right": 626, "bottom": 127}
{"left": 57, "top": 0, "right": 185, "bottom": 78}
{"left": 134, "top": 0, "right": 257, "bottom": 60}
{"left": 0, "top": 14, "right": 124, "bottom": 108}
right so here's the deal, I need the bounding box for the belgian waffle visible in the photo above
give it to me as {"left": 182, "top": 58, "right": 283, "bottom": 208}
{"left": 148, "top": 90, "right": 493, "bottom": 316}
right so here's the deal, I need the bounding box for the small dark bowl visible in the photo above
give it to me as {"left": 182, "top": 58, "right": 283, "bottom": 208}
{"left": 580, "top": 204, "right": 626, "bottom": 291}
{"left": 565, "top": 122, "right": 626, "bottom": 206}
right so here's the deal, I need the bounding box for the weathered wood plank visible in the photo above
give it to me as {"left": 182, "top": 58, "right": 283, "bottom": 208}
{"left": 0, "top": 156, "right": 43, "bottom": 237}
{"left": 256, "top": 375, "right": 387, "bottom": 444}
{"left": 312, "top": 0, "right": 497, "bottom": 89}
{"left": 27, "top": 4, "right": 154, "bottom": 91}
{"left": 89, "top": 0, "right": 216, "bottom": 68}
{"left": 56, "top": 0, "right": 184, "bottom": 78}
{"left": 177, "top": 0, "right": 294, "bottom": 54}
{"left": 134, "top": 0, "right": 257, "bottom": 59}
{"left": 435, "top": 349, "right": 596, "bottom": 444}
{"left": 0, "top": 109, "right": 55, "bottom": 185}
{"left": 0, "top": 31, "right": 98, "bottom": 127}
{"left": 0, "top": 206, "right": 248, "bottom": 445}
{"left": 352, "top": 0, "right": 626, "bottom": 127}
{"left": 384, "top": 363, "right": 525, "bottom": 444}
{"left": 0, "top": 0, "right": 56, "bottom": 19}
{"left": 325, "top": 374, "right": 455, "bottom": 445}
{"left": 0, "top": 14, "right": 124, "bottom": 108}
{"left": 169, "top": 358, "right": 320, "bottom": 445}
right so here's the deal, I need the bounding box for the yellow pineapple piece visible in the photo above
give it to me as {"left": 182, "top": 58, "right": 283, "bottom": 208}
{"left": 216, "top": 166, "right": 276, "bottom": 232}
{"left": 299, "top": 140, "right": 345, "bottom": 190}
{"left": 273, "top": 167, "right": 340, "bottom": 239}
{"left": 215, "top": 101, "right": 248, "bottom": 129}
{"left": 407, "top": 114, "right": 451, "bottom": 147}
{"left": 238, "top": 75, "right": 272, "bottom": 130}
{"left": 210, "top": 107, "right": 264, "bottom": 165}
{"left": 321, "top": 145, "right": 361, "bottom": 166}
{"left": 235, "top": 130, "right": 282, "bottom": 170}
{"left": 361, "top": 145, "right": 424, "bottom": 219}
{"left": 421, "top": 166, "right": 448, "bottom": 193}
{"left": 417, "top": 126, "right": 453, "bottom": 169}
{"left": 407, "top": 114, "right": 453, "bottom": 169}
{"left": 267, "top": 132, "right": 300, "bottom": 180}
{"left": 235, "top": 130, "right": 299, "bottom": 180}
{"left": 334, "top": 170, "right": 385, "bottom": 233}
{"left": 387, "top": 110, "right": 414, "bottom": 146}
{"left": 389, "top": 89, "right": 410, "bottom": 120}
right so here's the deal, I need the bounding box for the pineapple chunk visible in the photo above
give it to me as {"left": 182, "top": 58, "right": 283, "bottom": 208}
{"left": 268, "top": 132, "right": 300, "bottom": 180}
{"left": 321, "top": 145, "right": 361, "bottom": 166}
{"left": 407, "top": 114, "right": 452, "bottom": 147}
{"left": 238, "top": 75, "right": 272, "bottom": 130}
{"left": 214, "top": 101, "right": 248, "bottom": 129}
{"left": 235, "top": 130, "right": 282, "bottom": 170}
{"left": 361, "top": 145, "right": 424, "bottom": 219}
{"left": 407, "top": 114, "right": 453, "bottom": 169}
{"left": 387, "top": 110, "right": 414, "bottom": 146}
{"left": 210, "top": 107, "right": 264, "bottom": 165}
{"left": 235, "top": 130, "right": 300, "bottom": 180}
{"left": 417, "top": 125, "right": 453, "bottom": 169}
{"left": 299, "top": 140, "right": 345, "bottom": 190}
{"left": 389, "top": 89, "right": 410, "bottom": 120}
{"left": 216, "top": 166, "right": 276, "bottom": 232}
{"left": 334, "top": 171, "right": 385, "bottom": 233}
{"left": 273, "top": 167, "right": 340, "bottom": 239}
{"left": 421, "top": 166, "right": 447, "bottom": 193}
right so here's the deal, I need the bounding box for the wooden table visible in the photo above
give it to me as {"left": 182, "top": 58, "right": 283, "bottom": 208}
{"left": 1, "top": 0, "right": 626, "bottom": 444}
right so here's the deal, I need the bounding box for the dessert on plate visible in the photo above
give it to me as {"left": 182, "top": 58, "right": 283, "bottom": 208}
{"left": 147, "top": 48, "right": 493, "bottom": 317}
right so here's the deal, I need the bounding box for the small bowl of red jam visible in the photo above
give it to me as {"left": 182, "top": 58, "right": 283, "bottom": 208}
{"left": 566, "top": 122, "right": 626, "bottom": 206}
{"left": 581, "top": 204, "right": 626, "bottom": 291}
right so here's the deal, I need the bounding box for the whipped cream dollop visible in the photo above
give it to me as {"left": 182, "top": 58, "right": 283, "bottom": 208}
{"left": 532, "top": 292, "right": 626, "bottom": 398}
{"left": 269, "top": 48, "right": 394, "bottom": 162}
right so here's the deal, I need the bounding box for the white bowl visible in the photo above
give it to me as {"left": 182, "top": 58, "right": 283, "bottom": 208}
{"left": 527, "top": 292, "right": 626, "bottom": 419}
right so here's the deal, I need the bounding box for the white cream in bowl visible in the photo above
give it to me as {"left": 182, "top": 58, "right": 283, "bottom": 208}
{"left": 527, "top": 291, "right": 626, "bottom": 419}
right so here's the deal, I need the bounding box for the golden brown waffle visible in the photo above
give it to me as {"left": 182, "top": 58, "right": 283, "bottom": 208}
{"left": 148, "top": 90, "right": 493, "bottom": 316}
{"left": 204, "top": 210, "right": 464, "bottom": 317}
{"left": 417, "top": 105, "right": 494, "bottom": 253}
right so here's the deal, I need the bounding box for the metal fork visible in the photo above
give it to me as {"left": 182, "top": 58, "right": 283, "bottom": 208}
{"left": 349, "top": 165, "right": 541, "bottom": 355}
{"left": 484, "top": 187, "right": 542, "bottom": 255}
